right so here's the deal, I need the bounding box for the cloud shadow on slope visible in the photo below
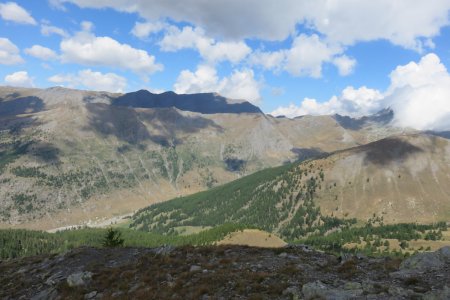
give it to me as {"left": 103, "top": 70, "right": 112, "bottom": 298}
{"left": 86, "top": 103, "right": 223, "bottom": 147}
{"left": 359, "top": 137, "right": 423, "bottom": 166}
{"left": 0, "top": 96, "right": 45, "bottom": 133}
{"left": 291, "top": 147, "right": 328, "bottom": 162}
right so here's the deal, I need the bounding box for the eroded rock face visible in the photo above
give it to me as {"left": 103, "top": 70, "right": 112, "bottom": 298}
{"left": 1, "top": 246, "right": 449, "bottom": 299}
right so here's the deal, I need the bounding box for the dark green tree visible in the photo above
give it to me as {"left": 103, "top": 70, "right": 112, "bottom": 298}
{"left": 102, "top": 228, "right": 124, "bottom": 247}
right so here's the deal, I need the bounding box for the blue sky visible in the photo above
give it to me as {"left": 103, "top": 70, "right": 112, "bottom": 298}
{"left": 1, "top": 0, "right": 450, "bottom": 130}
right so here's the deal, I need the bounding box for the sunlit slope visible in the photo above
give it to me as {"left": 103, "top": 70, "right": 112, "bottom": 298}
{"left": 130, "top": 133, "right": 450, "bottom": 240}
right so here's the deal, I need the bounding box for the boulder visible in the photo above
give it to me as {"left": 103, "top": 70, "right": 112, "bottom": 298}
{"left": 67, "top": 271, "right": 93, "bottom": 287}
{"left": 302, "top": 280, "right": 363, "bottom": 300}
{"left": 399, "top": 246, "right": 450, "bottom": 272}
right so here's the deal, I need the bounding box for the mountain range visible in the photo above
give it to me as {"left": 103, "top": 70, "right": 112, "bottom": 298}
{"left": 1, "top": 86, "right": 443, "bottom": 231}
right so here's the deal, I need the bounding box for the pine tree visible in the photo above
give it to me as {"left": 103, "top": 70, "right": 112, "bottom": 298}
{"left": 102, "top": 228, "right": 124, "bottom": 247}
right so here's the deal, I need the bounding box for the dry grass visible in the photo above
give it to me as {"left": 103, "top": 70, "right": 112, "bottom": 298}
{"left": 217, "top": 229, "right": 287, "bottom": 248}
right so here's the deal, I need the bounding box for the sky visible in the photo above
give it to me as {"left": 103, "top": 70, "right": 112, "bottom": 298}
{"left": 1, "top": 1, "right": 450, "bottom": 130}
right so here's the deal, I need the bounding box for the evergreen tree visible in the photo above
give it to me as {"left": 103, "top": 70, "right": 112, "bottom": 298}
{"left": 102, "top": 228, "right": 124, "bottom": 247}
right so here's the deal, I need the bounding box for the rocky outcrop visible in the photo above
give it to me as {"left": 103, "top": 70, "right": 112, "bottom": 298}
{"left": 1, "top": 245, "right": 449, "bottom": 299}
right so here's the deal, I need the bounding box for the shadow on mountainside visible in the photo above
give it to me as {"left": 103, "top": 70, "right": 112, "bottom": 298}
{"left": 113, "top": 90, "right": 262, "bottom": 114}
{"left": 30, "top": 142, "right": 61, "bottom": 163}
{"left": 359, "top": 137, "right": 423, "bottom": 166}
{"left": 333, "top": 109, "right": 394, "bottom": 130}
{"left": 0, "top": 96, "right": 45, "bottom": 133}
{"left": 86, "top": 103, "right": 223, "bottom": 146}
{"left": 426, "top": 131, "right": 450, "bottom": 140}
{"left": 291, "top": 147, "right": 328, "bottom": 162}
{"left": 0, "top": 96, "right": 45, "bottom": 117}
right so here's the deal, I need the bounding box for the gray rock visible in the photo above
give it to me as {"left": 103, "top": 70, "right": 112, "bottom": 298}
{"left": 282, "top": 286, "right": 301, "bottom": 300}
{"left": 66, "top": 271, "right": 93, "bottom": 287}
{"left": 400, "top": 246, "right": 450, "bottom": 272}
{"left": 190, "top": 265, "right": 202, "bottom": 272}
{"left": 362, "top": 280, "right": 387, "bottom": 294}
{"left": 152, "top": 245, "right": 175, "bottom": 256}
{"left": 31, "top": 288, "right": 57, "bottom": 300}
{"left": 84, "top": 291, "right": 97, "bottom": 299}
{"left": 438, "top": 246, "right": 450, "bottom": 261}
{"left": 388, "top": 286, "right": 415, "bottom": 297}
{"left": 343, "top": 281, "right": 362, "bottom": 290}
{"left": 423, "top": 286, "right": 450, "bottom": 300}
{"left": 302, "top": 280, "right": 363, "bottom": 300}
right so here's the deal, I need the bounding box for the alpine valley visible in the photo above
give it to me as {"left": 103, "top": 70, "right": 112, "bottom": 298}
{"left": 0, "top": 85, "right": 414, "bottom": 230}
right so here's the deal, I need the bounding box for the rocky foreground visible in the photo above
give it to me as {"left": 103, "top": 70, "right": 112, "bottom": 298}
{"left": 1, "top": 245, "right": 449, "bottom": 299}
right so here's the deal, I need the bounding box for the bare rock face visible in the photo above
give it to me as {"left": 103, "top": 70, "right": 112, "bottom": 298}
{"left": 1, "top": 245, "right": 449, "bottom": 299}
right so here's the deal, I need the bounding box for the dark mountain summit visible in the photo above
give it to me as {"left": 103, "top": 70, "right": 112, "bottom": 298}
{"left": 112, "top": 90, "right": 262, "bottom": 114}
{"left": 333, "top": 108, "right": 394, "bottom": 130}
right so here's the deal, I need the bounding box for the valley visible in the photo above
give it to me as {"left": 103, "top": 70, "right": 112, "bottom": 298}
{"left": 1, "top": 86, "right": 449, "bottom": 262}
{"left": 0, "top": 86, "right": 404, "bottom": 230}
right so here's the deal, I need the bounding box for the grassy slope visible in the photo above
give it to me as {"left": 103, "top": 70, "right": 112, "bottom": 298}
{"left": 0, "top": 223, "right": 251, "bottom": 259}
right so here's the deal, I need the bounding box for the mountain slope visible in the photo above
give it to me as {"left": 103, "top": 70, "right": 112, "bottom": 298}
{"left": 0, "top": 86, "right": 404, "bottom": 229}
{"left": 130, "top": 133, "right": 450, "bottom": 239}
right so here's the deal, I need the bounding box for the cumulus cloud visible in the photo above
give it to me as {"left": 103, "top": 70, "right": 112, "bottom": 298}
{"left": 284, "top": 34, "right": 340, "bottom": 77}
{"left": 48, "top": 69, "right": 127, "bottom": 93}
{"left": 0, "top": 2, "right": 36, "bottom": 25}
{"left": 385, "top": 53, "right": 450, "bottom": 131}
{"left": 54, "top": 0, "right": 450, "bottom": 50}
{"left": 333, "top": 55, "right": 357, "bottom": 76}
{"left": 271, "top": 86, "right": 383, "bottom": 118}
{"left": 131, "top": 21, "right": 166, "bottom": 39}
{"left": 0, "top": 38, "right": 24, "bottom": 65}
{"left": 174, "top": 65, "right": 261, "bottom": 104}
{"left": 41, "top": 24, "right": 69, "bottom": 38}
{"left": 271, "top": 53, "right": 450, "bottom": 131}
{"left": 160, "top": 26, "right": 251, "bottom": 64}
{"left": 251, "top": 34, "right": 354, "bottom": 78}
{"left": 4, "top": 71, "right": 34, "bottom": 87}
{"left": 25, "top": 45, "right": 58, "bottom": 60}
{"left": 60, "top": 21, "right": 163, "bottom": 76}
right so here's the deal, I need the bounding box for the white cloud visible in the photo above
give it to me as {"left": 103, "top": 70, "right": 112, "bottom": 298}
{"left": 271, "top": 53, "right": 450, "bottom": 131}
{"left": 0, "top": 2, "right": 36, "bottom": 25}
{"left": 55, "top": 0, "right": 450, "bottom": 50}
{"left": 333, "top": 55, "right": 356, "bottom": 76}
{"left": 131, "top": 21, "right": 166, "bottom": 39}
{"left": 385, "top": 53, "right": 450, "bottom": 131}
{"left": 41, "top": 24, "right": 69, "bottom": 37}
{"left": 48, "top": 69, "right": 127, "bottom": 92}
{"left": 284, "top": 34, "right": 338, "bottom": 78}
{"left": 251, "top": 34, "right": 350, "bottom": 78}
{"left": 60, "top": 22, "right": 163, "bottom": 76}
{"left": 25, "top": 45, "right": 58, "bottom": 60}
{"left": 174, "top": 65, "right": 261, "bottom": 104}
{"left": 0, "top": 38, "right": 24, "bottom": 65}
{"left": 249, "top": 51, "right": 285, "bottom": 72}
{"left": 303, "top": 0, "right": 450, "bottom": 51}
{"left": 271, "top": 86, "right": 383, "bottom": 118}
{"left": 160, "top": 26, "right": 251, "bottom": 64}
{"left": 4, "top": 71, "right": 34, "bottom": 87}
